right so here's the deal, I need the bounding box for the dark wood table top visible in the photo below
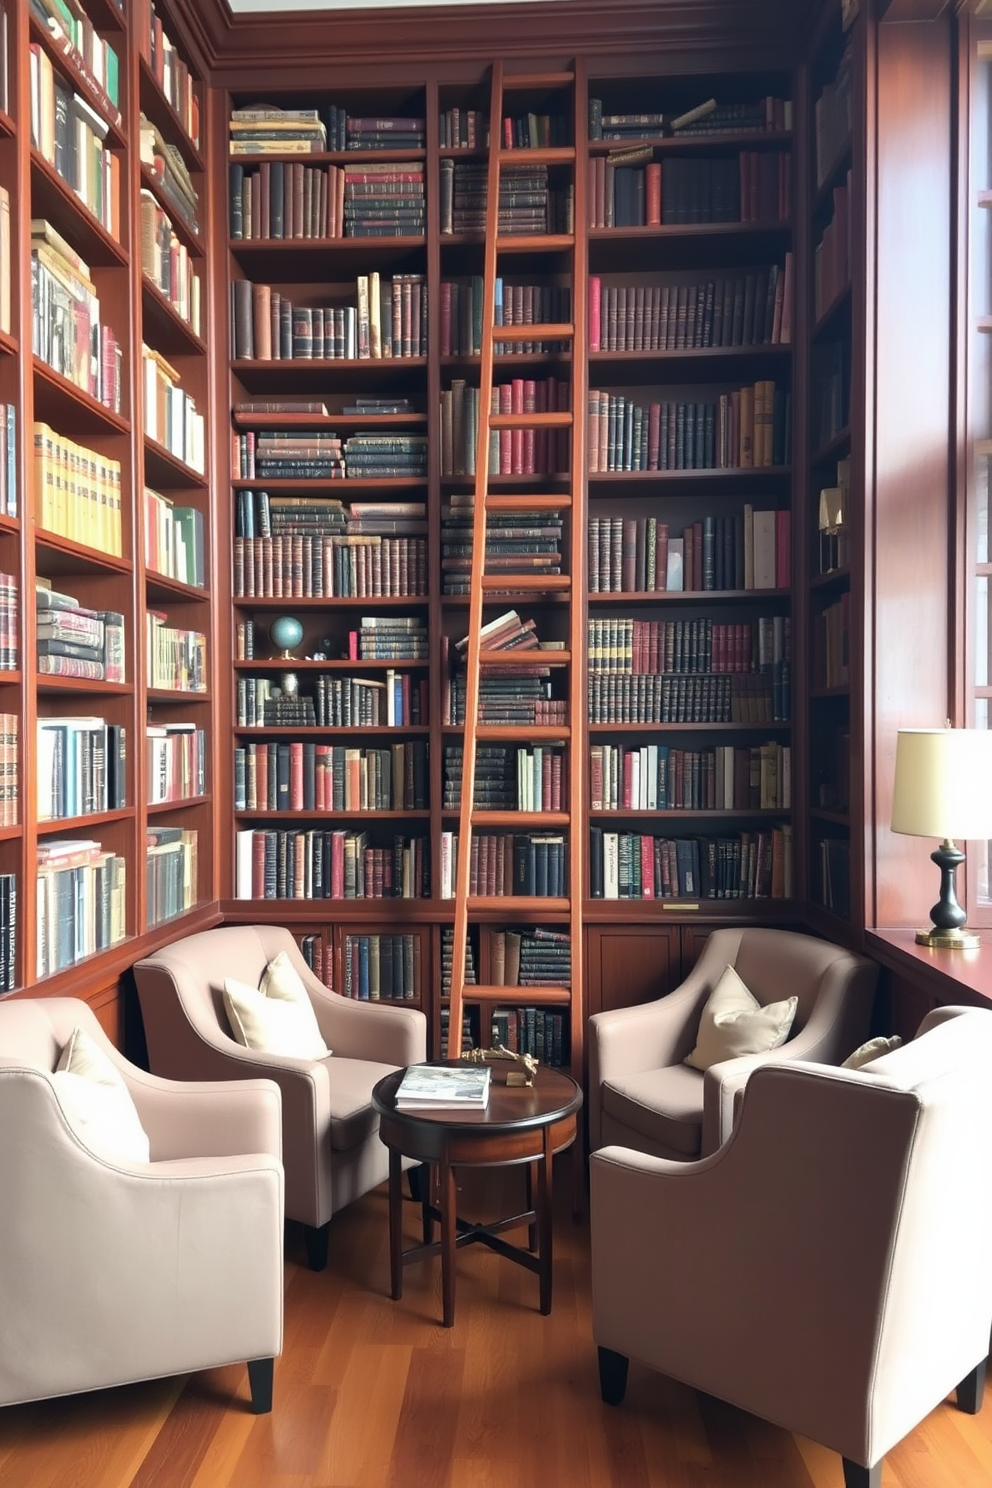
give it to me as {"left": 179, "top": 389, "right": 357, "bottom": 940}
{"left": 372, "top": 1062, "right": 583, "bottom": 1136}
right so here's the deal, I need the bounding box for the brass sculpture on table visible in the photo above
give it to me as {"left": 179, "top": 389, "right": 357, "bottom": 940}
{"left": 462, "top": 1044, "right": 539, "bottom": 1087}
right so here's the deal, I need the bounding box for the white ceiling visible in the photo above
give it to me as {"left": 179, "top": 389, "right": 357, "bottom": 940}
{"left": 227, "top": 0, "right": 572, "bottom": 10}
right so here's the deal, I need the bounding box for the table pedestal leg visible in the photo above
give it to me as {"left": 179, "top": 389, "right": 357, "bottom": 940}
{"left": 538, "top": 1129, "right": 553, "bottom": 1315}
{"left": 388, "top": 1146, "right": 404, "bottom": 1301}
{"left": 440, "top": 1160, "right": 457, "bottom": 1328}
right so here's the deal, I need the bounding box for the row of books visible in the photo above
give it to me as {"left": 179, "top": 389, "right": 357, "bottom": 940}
{"left": 144, "top": 489, "right": 205, "bottom": 588}
{"left": 0, "top": 578, "right": 15, "bottom": 671}
{"left": 489, "top": 926, "right": 571, "bottom": 989}
{"left": 441, "top": 500, "right": 563, "bottom": 595}
{"left": 491, "top": 1007, "right": 567, "bottom": 1065}
{"left": 147, "top": 723, "right": 205, "bottom": 804}
{"left": 447, "top": 673, "right": 567, "bottom": 727}
{"left": 234, "top": 534, "right": 428, "bottom": 600}
{"left": 589, "top": 825, "right": 793, "bottom": 900}
{"left": 589, "top": 259, "right": 792, "bottom": 352}
{"left": 37, "top": 716, "right": 126, "bottom": 820}
{"left": 34, "top": 422, "right": 122, "bottom": 555}
{"left": 342, "top": 932, "right": 420, "bottom": 1001}
{"left": 234, "top": 739, "right": 429, "bottom": 813}
{"left": 0, "top": 403, "right": 13, "bottom": 518}
{"left": 588, "top": 508, "right": 790, "bottom": 594}
{"left": 587, "top": 149, "right": 790, "bottom": 230}
{"left": 440, "top": 924, "right": 477, "bottom": 994}
{"left": 0, "top": 873, "right": 14, "bottom": 992}
{"left": 30, "top": 49, "right": 121, "bottom": 238}
{"left": 588, "top": 96, "right": 792, "bottom": 140}
{"left": 439, "top": 160, "right": 573, "bottom": 236}
{"left": 442, "top": 744, "right": 565, "bottom": 812}
{"left": 587, "top": 616, "right": 788, "bottom": 677}
{"left": 815, "top": 593, "right": 851, "bottom": 689}
{"left": 814, "top": 175, "right": 851, "bottom": 320}
{"left": 31, "top": 0, "right": 121, "bottom": 128}
{"left": 590, "top": 741, "right": 791, "bottom": 812}
{"left": 230, "top": 105, "right": 426, "bottom": 155}
{"left": 146, "top": 611, "right": 206, "bottom": 692}
{"left": 143, "top": 0, "right": 200, "bottom": 148}
{"left": 146, "top": 826, "right": 198, "bottom": 928}
{"left": 234, "top": 827, "right": 429, "bottom": 900}
{"left": 36, "top": 839, "right": 126, "bottom": 977}
{"left": 586, "top": 669, "right": 789, "bottom": 724}
{"left": 501, "top": 111, "right": 569, "bottom": 149}
{"left": 0, "top": 713, "right": 15, "bottom": 828}
{"left": 440, "top": 376, "right": 570, "bottom": 477}
{"left": 815, "top": 42, "right": 853, "bottom": 187}
{"left": 438, "top": 830, "right": 567, "bottom": 899}
{"left": 142, "top": 345, "right": 205, "bottom": 472}
{"left": 439, "top": 107, "right": 487, "bottom": 149}
{"left": 230, "top": 159, "right": 342, "bottom": 240}
{"left": 31, "top": 223, "right": 122, "bottom": 413}
{"left": 139, "top": 114, "right": 198, "bottom": 236}
{"left": 587, "top": 383, "right": 789, "bottom": 472}
{"left": 36, "top": 583, "right": 124, "bottom": 683}
{"left": 348, "top": 615, "right": 428, "bottom": 661}
{"left": 439, "top": 276, "right": 572, "bottom": 357}
{"left": 139, "top": 190, "right": 202, "bottom": 335}
{"left": 236, "top": 671, "right": 427, "bottom": 728}
{"left": 231, "top": 273, "right": 427, "bottom": 360}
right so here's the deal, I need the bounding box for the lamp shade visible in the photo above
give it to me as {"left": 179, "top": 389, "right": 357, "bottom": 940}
{"left": 891, "top": 728, "right": 992, "bottom": 840}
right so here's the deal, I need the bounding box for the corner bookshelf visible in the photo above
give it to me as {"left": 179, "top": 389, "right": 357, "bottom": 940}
{"left": 0, "top": 0, "right": 219, "bottom": 1026}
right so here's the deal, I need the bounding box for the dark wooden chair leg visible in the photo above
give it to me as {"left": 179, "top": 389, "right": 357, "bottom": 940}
{"left": 957, "top": 1358, "right": 987, "bottom": 1414}
{"left": 842, "top": 1458, "right": 882, "bottom": 1488}
{"left": 598, "top": 1346, "right": 629, "bottom": 1406}
{"left": 247, "top": 1357, "right": 274, "bottom": 1414}
{"left": 303, "top": 1220, "right": 331, "bottom": 1272}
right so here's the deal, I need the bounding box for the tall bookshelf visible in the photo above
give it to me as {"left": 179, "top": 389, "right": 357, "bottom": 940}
{"left": 0, "top": 0, "right": 219, "bottom": 1034}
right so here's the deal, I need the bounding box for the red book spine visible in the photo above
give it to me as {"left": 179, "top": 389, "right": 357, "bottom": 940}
{"left": 290, "top": 742, "right": 304, "bottom": 809}
{"left": 640, "top": 835, "right": 655, "bottom": 898}
{"left": 645, "top": 162, "right": 662, "bottom": 227}
{"left": 589, "top": 275, "right": 601, "bottom": 352}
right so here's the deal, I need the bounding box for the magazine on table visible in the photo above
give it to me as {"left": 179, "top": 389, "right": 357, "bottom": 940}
{"left": 395, "top": 1063, "right": 492, "bottom": 1109}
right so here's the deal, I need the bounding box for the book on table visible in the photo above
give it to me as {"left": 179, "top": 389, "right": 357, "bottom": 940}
{"left": 395, "top": 1063, "right": 492, "bottom": 1109}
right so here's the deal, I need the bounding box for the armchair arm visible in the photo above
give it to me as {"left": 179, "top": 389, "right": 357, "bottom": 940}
{"left": 122, "top": 1068, "right": 282, "bottom": 1162}
{"left": 308, "top": 985, "right": 427, "bottom": 1067}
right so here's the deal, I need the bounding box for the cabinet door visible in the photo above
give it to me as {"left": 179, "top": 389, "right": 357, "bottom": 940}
{"left": 586, "top": 923, "right": 680, "bottom": 1016}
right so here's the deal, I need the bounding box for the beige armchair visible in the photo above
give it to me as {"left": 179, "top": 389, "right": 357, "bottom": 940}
{"left": 0, "top": 997, "right": 283, "bottom": 1412}
{"left": 134, "top": 923, "right": 427, "bottom": 1270}
{"left": 588, "top": 926, "right": 878, "bottom": 1160}
{"left": 590, "top": 1004, "right": 992, "bottom": 1488}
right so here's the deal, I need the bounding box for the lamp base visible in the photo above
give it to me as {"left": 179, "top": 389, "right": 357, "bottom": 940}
{"left": 915, "top": 926, "right": 983, "bottom": 950}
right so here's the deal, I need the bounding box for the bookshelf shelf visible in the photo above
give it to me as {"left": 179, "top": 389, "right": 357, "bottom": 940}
{"left": 32, "top": 361, "right": 130, "bottom": 435}
{"left": 138, "top": 165, "right": 200, "bottom": 251}
{"left": 147, "top": 795, "right": 209, "bottom": 815}
{"left": 34, "top": 533, "right": 132, "bottom": 576}
{"left": 143, "top": 438, "right": 207, "bottom": 489}
{"left": 0, "top": 107, "right": 14, "bottom": 140}
{"left": 36, "top": 675, "right": 134, "bottom": 698}
{"left": 0, "top": 329, "right": 16, "bottom": 357}
{"left": 29, "top": 152, "right": 128, "bottom": 267}
{"left": 37, "top": 807, "right": 134, "bottom": 835}
{"left": 140, "top": 277, "right": 207, "bottom": 357}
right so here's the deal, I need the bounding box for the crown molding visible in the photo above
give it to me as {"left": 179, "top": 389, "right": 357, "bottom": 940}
{"left": 175, "top": 0, "right": 817, "bottom": 73}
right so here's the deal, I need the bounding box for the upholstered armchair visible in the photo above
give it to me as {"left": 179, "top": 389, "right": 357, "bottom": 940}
{"left": 0, "top": 997, "right": 283, "bottom": 1412}
{"left": 590, "top": 1004, "right": 992, "bottom": 1488}
{"left": 134, "top": 923, "right": 427, "bottom": 1270}
{"left": 587, "top": 925, "right": 878, "bottom": 1160}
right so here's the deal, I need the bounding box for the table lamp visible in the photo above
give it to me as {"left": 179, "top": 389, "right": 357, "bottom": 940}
{"left": 891, "top": 727, "right": 992, "bottom": 949}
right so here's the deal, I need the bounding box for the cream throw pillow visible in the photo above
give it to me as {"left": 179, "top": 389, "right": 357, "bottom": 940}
{"left": 685, "top": 963, "right": 798, "bottom": 1072}
{"left": 224, "top": 951, "right": 330, "bottom": 1059}
{"left": 52, "top": 1026, "right": 151, "bottom": 1163}
{"left": 842, "top": 1034, "right": 902, "bottom": 1069}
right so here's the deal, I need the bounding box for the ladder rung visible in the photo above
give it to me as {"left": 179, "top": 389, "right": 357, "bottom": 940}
{"left": 476, "top": 724, "right": 571, "bottom": 741}
{"left": 470, "top": 810, "right": 569, "bottom": 828}
{"left": 479, "top": 648, "right": 571, "bottom": 664}
{"left": 479, "top": 494, "right": 573, "bottom": 511}
{"left": 494, "top": 323, "right": 574, "bottom": 342}
{"left": 480, "top": 574, "right": 570, "bottom": 593}
{"left": 462, "top": 984, "right": 572, "bottom": 1005}
{"left": 489, "top": 412, "right": 572, "bottom": 428}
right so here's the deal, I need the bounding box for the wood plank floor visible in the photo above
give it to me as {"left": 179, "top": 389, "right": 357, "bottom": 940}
{"left": 1, "top": 1163, "right": 990, "bottom": 1488}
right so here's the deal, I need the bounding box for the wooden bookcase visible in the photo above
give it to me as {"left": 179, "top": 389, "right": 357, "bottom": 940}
{"left": 0, "top": 0, "right": 221, "bottom": 1039}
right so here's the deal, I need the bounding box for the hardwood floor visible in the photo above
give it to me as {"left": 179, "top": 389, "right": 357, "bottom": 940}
{"left": 1, "top": 1164, "right": 990, "bottom": 1488}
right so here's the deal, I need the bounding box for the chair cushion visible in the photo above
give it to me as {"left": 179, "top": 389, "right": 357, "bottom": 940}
{"left": 842, "top": 1034, "right": 902, "bottom": 1069}
{"left": 602, "top": 1063, "right": 705, "bottom": 1157}
{"left": 326, "top": 1057, "right": 401, "bottom": 1150}
{"left": 685, "top": 963, "right": 797, "bottom": 1072}
{"left": 52, "top": 1027, "right": 151, "bottom": 1164}
{"left": 224, "top": 953, "right": 330, "bottom": 1059}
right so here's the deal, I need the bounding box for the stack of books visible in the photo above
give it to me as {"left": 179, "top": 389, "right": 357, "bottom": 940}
{"left": 229, "top": 105, "right": 327, "bottom": 155}
{"left": 394, "top": 1063, "right": 491, "bottom": 1110}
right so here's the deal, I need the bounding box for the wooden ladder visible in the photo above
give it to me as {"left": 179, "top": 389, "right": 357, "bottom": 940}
{"left": 447, "top": 60, "right": 585, "bottom": 1094}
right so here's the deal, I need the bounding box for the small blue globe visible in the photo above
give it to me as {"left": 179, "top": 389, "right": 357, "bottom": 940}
{"left": 270, "top": 615, "right": 304, "bottom": 657}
